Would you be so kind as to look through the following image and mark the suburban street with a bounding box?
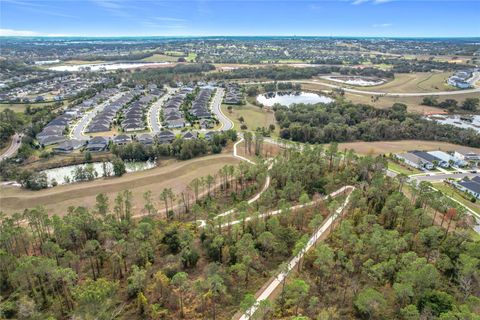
[243,79,480,97]
[412,172,480,182]
[70,92,125,140]
[0,133,22,160]
[210,87,234,130]
[148,86,177,134]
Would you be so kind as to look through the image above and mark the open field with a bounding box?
[301,82,479,114]
[353,72,455,93]
[0,153,240,216]
[335,140,480,155]
[0,101,55,113]
[431,182,480,215]
[140,53,179,62]
[221,102,277,133]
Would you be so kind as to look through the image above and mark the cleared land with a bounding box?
[0,154,240,216]
[221,102,277,133]
[335,140,480,155]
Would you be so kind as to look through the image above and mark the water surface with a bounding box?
[257,91,334,107]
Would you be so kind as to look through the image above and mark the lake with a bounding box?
[49,62,171,72]
[427,114,480,133]
[256,91,334,107]
[41,160,156,185]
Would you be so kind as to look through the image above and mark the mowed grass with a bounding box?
[301,82,479,114]
[0,101,54,113]
[335,140,480,156]
[221,103,278,134]
[387,161,422,175]
[0,153,240,216]
[431,182,480,216]
[355,72,456,93]
[140,54,179,62]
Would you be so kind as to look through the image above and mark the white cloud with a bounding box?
[0,28,70,37]
[372,23,393,28]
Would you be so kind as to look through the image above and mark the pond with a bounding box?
[322,76,385,87]
[41,160,156,186]
[256,91,334,107]
[49,62,171,72]
[426,114,480,133]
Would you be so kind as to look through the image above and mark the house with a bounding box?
[428,151,467,167]
[38,135,66,146]
[165,118,186,128]
[395,152,424,169]
[410,151,443,169]
[157,130,175,144]
[123,122,145,132]
[182,131,197,140]
[454,150,480,162]
[204,131,217,141]
[454,176,480,199]
[137,133,154,145]
[52,139,85,154]
[113,134,132,145]
[86,136,109,152]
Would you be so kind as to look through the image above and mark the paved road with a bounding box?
[148,87,176,134]
[70,92,125,140]
[211,87,234,130]
[243,79,480,97]
[0,133,22,160]
[238,186,355,320]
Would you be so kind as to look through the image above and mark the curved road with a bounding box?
[148,87,177,134]
[0,133,22,160]
[243,79,480,97]
[211,87,234,130]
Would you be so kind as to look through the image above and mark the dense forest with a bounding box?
[208,65,393,81]
[275,101,480,147]
[1,144,478,319]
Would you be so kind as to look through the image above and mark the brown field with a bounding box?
[335,140,480,156]
[0,154,240,216]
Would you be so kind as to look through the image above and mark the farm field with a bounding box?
[0,153,240,216]
[221,102,277,134]
[335,140,480,155]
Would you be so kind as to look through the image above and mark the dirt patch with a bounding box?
[0,154,240,216]
[335,140,480,155]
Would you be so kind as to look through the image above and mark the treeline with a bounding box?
[126,63,215,87]
[422,97,479,112]
[0,109,24,148]
[276,101,480,147]
[112,131,237,161]
[208,66,393,81]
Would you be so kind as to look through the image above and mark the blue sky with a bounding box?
[1,0,479,37]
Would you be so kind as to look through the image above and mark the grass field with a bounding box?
[140,53,179,62]
[0,153,240,216]
[0,101,55,113]
[301,81,479,114]
[354,72,455,93]
[431,182,480,215]
[335,140,480,156]
[221,102,278,134]
[387,161,422,175]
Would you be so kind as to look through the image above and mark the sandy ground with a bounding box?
[0,154,240,216]
[336,140,480,155]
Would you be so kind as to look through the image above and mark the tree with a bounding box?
[143,190,156,215]
[354,288,387,319]
[171,272,189,318]
[73,278,119,319]
[127,266,146,298]
[285,278,309,315]
[461,98,479,111]
[95,193,109,216]
[112,157,126,176]
[240,293,256,318]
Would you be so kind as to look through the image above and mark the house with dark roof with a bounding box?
[182,131,197,140]
[38,135,66,146]
[454,176,480,199]
[113,134,132,145]
[53,139,86,154]
[157,130,175,144]
[138,133,154,145]
[86,136,109,152]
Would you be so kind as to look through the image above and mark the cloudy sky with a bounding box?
[1,0,479,37]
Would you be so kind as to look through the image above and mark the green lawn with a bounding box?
[221,103,278,135]
[140,54,179,62]
[387,161,422,175]
[431,182,480,216]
